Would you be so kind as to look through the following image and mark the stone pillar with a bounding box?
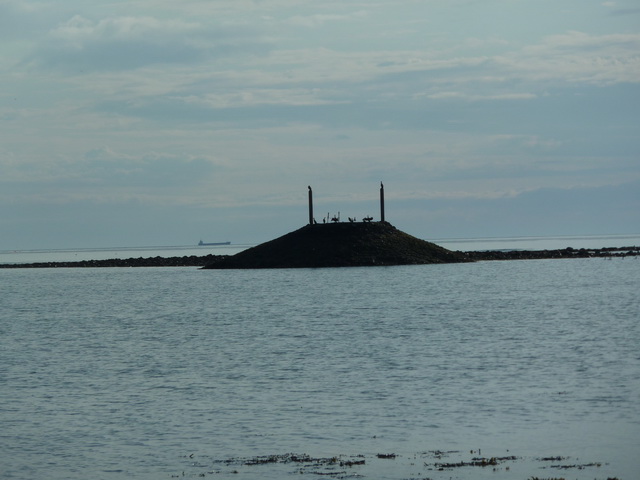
[308,186,314,225]
[380,182,385,222]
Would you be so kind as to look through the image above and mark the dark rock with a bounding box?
[465,246,639,261]
[203,222,470,269]
[0,254,226,269]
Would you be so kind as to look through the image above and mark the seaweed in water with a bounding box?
[433,456,517,470]
[548,462,603,469]
[377,453,397,459]
[175,450,618,479]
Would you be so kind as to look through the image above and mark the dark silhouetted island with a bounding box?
[1,241,637,269]
[4,183,636,269]
[203,222,470,269]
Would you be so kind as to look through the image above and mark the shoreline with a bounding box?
[0,246,637,268]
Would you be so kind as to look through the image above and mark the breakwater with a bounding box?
[1,246,637,268]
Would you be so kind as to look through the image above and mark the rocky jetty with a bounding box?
[0,254,226,269]
[203,222,469,269]
[465,246,640,261]
[1,235,636,269]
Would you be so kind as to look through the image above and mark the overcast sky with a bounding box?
[1,0,639,249]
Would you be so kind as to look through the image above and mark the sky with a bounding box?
[1,0,639,249]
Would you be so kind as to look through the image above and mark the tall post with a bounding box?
[308,186,314,225]
[380,182,385,222]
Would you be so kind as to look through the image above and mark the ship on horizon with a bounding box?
[198,240,231,246]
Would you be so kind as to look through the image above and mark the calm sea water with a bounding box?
[1,257,639,479]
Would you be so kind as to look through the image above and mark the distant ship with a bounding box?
[198,240,231,246]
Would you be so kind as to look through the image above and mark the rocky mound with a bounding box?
[203,222,469,269]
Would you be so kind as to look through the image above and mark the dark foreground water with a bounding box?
[1,258,639,479]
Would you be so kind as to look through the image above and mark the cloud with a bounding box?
[498,31,640,85]
[392,179,640,239]
[611,8,640,14]
[50,15,200,44]
[81,146,218,188]
[0,0,39,38]
[30,14,271,72]
[189,89,348,108]
[285,11,367,28]
[2,1,639,249]
[424,92,536,101]
[0,145,219,206]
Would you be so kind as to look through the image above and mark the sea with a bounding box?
[1,234,639,480]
